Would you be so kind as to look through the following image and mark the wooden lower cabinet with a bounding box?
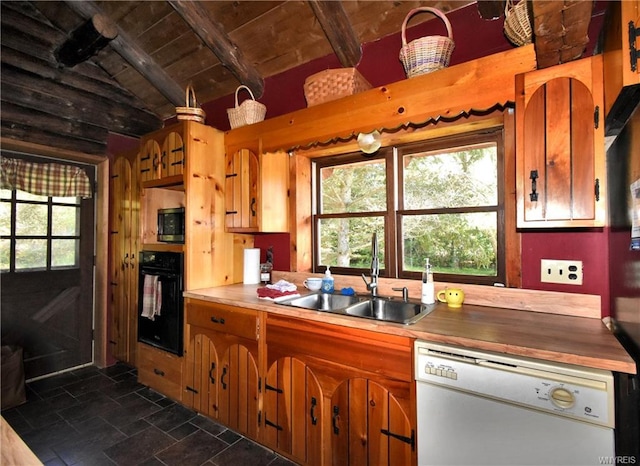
[183,299,260,439]
[265,314,415,466]
[137,343,183,402]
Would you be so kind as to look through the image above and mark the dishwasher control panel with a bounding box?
[415,341,615,428]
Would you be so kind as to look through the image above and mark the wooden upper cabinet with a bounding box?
[516,55,606,228]
[225,148,289,233]
[139,122,189,186]
[139,139,161,184]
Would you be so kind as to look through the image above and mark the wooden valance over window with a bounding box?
[0,156,93,198]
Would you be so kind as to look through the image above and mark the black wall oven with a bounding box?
[138,251,184,356]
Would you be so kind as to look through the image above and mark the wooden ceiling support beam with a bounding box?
[168,0,265,98]
[307,0,362,67]
[64,0,185,106]
[55,14,117,67]
[532,0,594,69]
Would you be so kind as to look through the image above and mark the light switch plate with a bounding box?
[540,259,583,285]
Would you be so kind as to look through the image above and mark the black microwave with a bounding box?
[157,207,185,243]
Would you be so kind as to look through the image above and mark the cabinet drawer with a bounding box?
[137,343,183,401]
[186,299,258,340]
[266,315,413,382]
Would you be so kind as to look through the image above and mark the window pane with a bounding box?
[402,212,497,276]
[52,239,78,268]
[0,189,11,200]
[320,159,386,213]
[15,238,47,270]
[0,239,9,271]
[318,217,384,268]
[52,205,79,236]
[16,190,47,202]
[53,196,80,205]
[15,203,47,236]
[403,143,497,209]
[0,202,11,236]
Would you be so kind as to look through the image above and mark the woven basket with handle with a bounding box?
[504,0,532,47]
[176,84,205,124]
[399,7,455,79]
[227,85,266,129]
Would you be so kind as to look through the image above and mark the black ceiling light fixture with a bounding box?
[55,14,118,67]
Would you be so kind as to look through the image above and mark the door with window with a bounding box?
[0,153,95,379]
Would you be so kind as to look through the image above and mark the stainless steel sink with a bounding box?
[280,292,361,311]
[278,292,433,325]
[345,298,430,325]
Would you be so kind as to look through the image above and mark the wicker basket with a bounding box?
[303,68,372,107]
[227,85,266,129]
[176,84,205,124]
[399,7,455,79]
[504,0,532,47]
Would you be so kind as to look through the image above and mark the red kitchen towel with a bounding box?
[257,287,299,300]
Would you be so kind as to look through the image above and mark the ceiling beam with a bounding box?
[64,0,185,106]
[168,0,265,98]
[307,0,362,67]
[532,0,594,69]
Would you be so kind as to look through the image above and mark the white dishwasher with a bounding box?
[415,341,616,466]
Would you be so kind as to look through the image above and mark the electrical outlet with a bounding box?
[540,259,583,285]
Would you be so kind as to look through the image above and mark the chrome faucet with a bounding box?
[362,232,379,297]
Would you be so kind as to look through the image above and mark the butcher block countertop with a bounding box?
[184,277,636,375]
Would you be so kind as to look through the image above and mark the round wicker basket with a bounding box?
[399,7,455,79]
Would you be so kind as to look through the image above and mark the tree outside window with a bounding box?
[313,129,505,286]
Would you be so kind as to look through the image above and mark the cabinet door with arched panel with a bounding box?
[331,378,413,466]
[516,55,606,228]
[263,356,324,466]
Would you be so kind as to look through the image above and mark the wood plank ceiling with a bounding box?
[0,0,596,155]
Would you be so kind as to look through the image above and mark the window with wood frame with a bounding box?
[312,128,507,286]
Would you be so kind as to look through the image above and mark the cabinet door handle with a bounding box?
[153,155,159,169]
[210,316,225,325]
[310,397,318,425]
[595,178,600,202]
[123,253,129,268]
[529,170,539,202]
[221,366,228,390]
[209,362,216,384]
[153,368,165,377]
[332,405,340,435]
[161,151,167,169]
[250,197,256,217]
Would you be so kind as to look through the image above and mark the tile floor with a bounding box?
[2,363,298,466]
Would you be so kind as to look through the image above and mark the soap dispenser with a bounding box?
[421,258,435,304]
[321,266,334,293]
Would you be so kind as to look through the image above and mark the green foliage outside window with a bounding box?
[0,189,80,271]
[315,135,502,283]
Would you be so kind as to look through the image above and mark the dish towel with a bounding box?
[141,275,162,320]
[257,280,299,301]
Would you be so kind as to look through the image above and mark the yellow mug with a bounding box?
[437,288,465,308]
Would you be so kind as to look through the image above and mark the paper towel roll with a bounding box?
[243,248,261,284]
